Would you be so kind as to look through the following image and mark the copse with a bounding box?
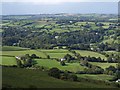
[48,67,61,79]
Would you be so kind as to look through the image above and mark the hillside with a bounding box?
[2,67,118,88]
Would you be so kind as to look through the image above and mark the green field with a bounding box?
[77,74,114,81]
[35,59,85,72]
[75,50,107,60]
[39,49,74,59]
[0,56,17,65]
[2,67,117,88]
[104,51,120,55]
[2,50,46,58]
[90,62,117,69]
[2,46,29,51]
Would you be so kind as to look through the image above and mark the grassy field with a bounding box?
[90,62,117,69]
[2,46,29,51]
[35,59,85,72]
[2,50,46,58]
[77,74,114,81]
[39,49,74,59]
[75,50,107,60]
[2,67,117,88]
[104,51,120,55]
[0,56,17,65]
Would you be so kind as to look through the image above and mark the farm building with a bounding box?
[116,79,120,82]
[60,58,66,61]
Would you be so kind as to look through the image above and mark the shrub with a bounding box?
[48,67,61,79]
[60,61,66,66]
[67,74,78,81]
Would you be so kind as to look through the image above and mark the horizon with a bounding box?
[2,2,118,15]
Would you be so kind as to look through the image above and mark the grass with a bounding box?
[2,50,46,58]
[0,29,3,32]
[39,49,74,59]
[2,46,29,51]
[77,74,114,81]
[35,59,85,72]
[102,39,114,44]
[90,62,117,69]
[0,56,17,65]
[104,51,120,55]
[50,28,69,33]
[75,50,107,60]
[2,67,117,88]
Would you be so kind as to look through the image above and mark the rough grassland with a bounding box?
[2,67,117,88]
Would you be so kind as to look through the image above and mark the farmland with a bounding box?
[77,74,114,81]
[2,67,118,88]
[75,50,107,60]
[35,59,85,72]
[0,56,17,65]
[1,13,120,88]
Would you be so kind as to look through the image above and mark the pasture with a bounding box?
[90,62,117,69]
[39,49,74,59]
[2,50,47,58]
[2,46,29,51]
[35,59,85,72]
[75,50,107,60]
[0,56,17,65]
[77,74,114,81]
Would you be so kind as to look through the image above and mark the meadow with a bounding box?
[2,46,29,51]
[2,50,46,58]
[77,74,114,81]
[90,62,117,69]
[39,49,74,59]
[0,56,17,65]
[75,50,107,60]
[35,59,85,72]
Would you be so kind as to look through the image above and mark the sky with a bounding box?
[1,0,119,2]
[1,0,119,15]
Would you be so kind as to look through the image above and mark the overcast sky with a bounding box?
[1,0,119,15]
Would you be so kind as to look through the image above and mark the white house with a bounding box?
[15,56,21,60]
[60,58,66,61]
[116,79,120,82]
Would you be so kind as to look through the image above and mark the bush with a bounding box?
[67,74,78,81]
[31,54,39,59]
[60,61,66,66]
[48,67,61,79]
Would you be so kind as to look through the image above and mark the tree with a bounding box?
[48,68,61,79]
[31,54,39,59]
[80,60,88,66]
[106,65,116,73]
[115,63,120,79]
[64,54,74,63]
[60,61,66,66]
[47,55,50,59]
[17,60,23,68]
[67,74,78,81]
